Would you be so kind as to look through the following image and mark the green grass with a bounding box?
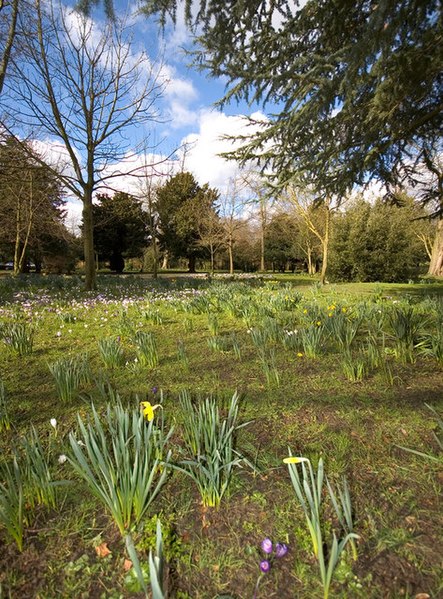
[0,272,442,598]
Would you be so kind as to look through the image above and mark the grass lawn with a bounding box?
[0,272,442,599]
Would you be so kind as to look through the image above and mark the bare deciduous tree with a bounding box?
[286,189,341,284]
[4,0,166,289]
[0,0,19,96]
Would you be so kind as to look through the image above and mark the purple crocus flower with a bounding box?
[152,386,158,394]
[275,543,288,558]
[261,538,273,554]
[259,559,271,573]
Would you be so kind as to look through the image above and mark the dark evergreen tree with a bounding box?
[92,192,147,272]
[156,172,219,272]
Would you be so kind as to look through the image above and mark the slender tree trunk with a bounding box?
[305,244,318,275]
[0,0,19,96]
[428,218,443,276]
[228,237,234,274]
[259,198,266,272]
[17,175,34,273]
[13,196,21,275]
[260,228,265,271]
[210,244,215,275]
[152,236,158,279]
[82,188,96,290]
[188,255,196,273]
[161,251,168,269]
[319,206,331,285]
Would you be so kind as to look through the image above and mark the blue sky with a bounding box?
[56,0,267,225]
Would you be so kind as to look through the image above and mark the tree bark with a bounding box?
[161,251,168,269]
[428,218,443,276]
[188,254,196,273]
[228,237,234,274]
[0,0,19,96]
[306,246,315,275]
[82,189,96,290]
[319,205,331,285]
[152,236,158,279]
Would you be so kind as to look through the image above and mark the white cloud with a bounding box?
[160,63,199,128]
[179,109,267,191]
[65,199,83,233]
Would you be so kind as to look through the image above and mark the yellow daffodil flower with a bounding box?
[283,456,309,464]
[140,401,160,422]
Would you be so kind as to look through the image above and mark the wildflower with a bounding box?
[297,352,303,357]
[50,418,57,429]
[259,559,271,573]
[152,386,158,394]
[140,401,160,422]
[342,307,347,313]
[316,321,322,326]
[261,538,273,554]
[56,331,61,337]
[58,454,67,464]
[275,543,288,558]
[303,309,308,314]
[283,456,309,464]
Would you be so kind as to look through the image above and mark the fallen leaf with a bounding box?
[123,559,132,572]
[414,594,430,599]
[95,542,111,558]
[401,428,408,436]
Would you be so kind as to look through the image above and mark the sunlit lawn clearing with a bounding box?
[0,273,442,598]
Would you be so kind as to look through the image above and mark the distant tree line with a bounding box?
[0,142,435,282]
[88,172,435,283]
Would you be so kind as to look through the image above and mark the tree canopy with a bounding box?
[156,171,219,272]
[329,196,432,282]
[142,0,442,206]
[92,192,147,272]
[0,136,67,273]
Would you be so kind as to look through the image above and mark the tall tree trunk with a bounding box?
[152,236,158,279]
[210,244,215,275]
[161,251,168,269]
[0,0,19,96]
[306,246,313,275]
[228,237,234,274]
[259,198,266,271]
[319,206,331,285]
[188,254,196,273]
[260,228,265,271]
[428,218,443,276]
[13,196,21,276]
[83,189,96,290]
